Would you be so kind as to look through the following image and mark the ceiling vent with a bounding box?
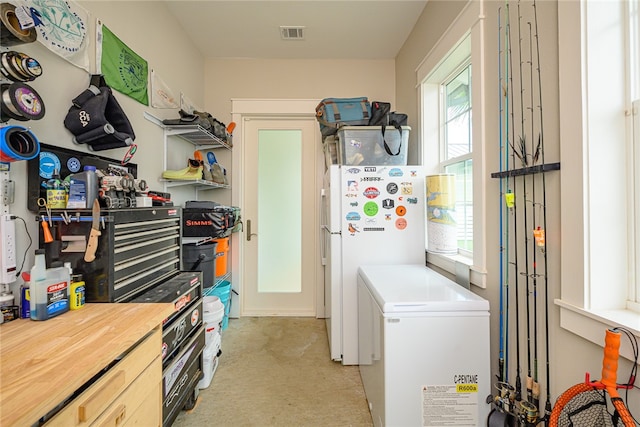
[280,26,305,40]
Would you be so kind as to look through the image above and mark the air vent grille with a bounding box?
[280,26,305,40]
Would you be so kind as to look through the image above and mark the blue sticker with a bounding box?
[39,152,61,179]
[389,168,404,177]
[346,211,361,221]
[67,157,81,173]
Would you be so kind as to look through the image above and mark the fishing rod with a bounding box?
[516,0,533,407]
[506,2,523,404]
[532,0,553,421]
[497,6,505,384]
[527,20,540,412]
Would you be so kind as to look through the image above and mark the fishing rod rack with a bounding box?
[489,1,561,426]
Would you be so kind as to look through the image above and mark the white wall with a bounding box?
[3,1,204,298]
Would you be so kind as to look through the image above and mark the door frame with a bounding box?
[230,99,323,318]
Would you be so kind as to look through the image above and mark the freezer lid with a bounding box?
[358,264,489,313]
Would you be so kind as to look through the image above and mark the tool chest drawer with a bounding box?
[39,207,182,302]
[46,328,162,427]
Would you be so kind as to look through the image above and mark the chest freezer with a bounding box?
[357,264,491,427]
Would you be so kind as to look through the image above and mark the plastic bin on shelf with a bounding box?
[337,126,409,166]
[213,237,230,277]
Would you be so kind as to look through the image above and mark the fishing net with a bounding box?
[553,386,625,427]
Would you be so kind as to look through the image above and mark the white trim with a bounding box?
[230,99,323,319]
[418,1,487,289]
[556,300,640,363]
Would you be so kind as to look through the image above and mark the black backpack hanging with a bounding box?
[63,74,135,151]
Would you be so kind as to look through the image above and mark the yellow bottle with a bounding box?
[70,274,85,310]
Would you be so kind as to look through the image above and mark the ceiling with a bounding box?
[163,1,428,60]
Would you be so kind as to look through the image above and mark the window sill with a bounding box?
[426,251,487,289]
[555,299,640,362]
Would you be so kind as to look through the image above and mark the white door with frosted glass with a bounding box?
[242,118,317,316]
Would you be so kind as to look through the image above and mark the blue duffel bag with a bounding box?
[315,97,371,137]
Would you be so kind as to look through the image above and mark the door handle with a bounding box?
[247,219,257,241]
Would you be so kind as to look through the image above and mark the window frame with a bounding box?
[556,0,640,360]
[417,0,487,288]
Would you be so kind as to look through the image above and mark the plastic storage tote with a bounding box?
[337,126,409,166]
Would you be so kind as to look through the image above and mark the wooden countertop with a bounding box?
[0,303,174,426]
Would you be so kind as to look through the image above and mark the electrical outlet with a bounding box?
[0,214,17,285]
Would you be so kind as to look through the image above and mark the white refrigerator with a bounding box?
[321,164,426,365]
[357,264,491,427]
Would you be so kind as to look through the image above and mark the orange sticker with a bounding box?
[396,205,406,216]
[395,218,407,230]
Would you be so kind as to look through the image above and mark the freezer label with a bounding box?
[422,384,478,427]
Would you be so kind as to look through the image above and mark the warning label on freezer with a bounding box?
[421,385,478,427]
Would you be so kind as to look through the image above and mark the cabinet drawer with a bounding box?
[91,357,162,427]
[123,382,162,426]
[47,328,161,426]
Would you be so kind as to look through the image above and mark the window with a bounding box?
[442,64,473,254]
[557,0,640,355]
[417,1,487,288]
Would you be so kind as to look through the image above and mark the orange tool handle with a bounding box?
[41,221,53,243]
[601,328,621,397]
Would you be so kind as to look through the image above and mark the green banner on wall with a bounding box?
[98,23,148,105]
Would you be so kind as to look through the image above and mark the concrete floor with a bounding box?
[172,317,373,427]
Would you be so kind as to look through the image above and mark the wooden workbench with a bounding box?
[0,303,174,426]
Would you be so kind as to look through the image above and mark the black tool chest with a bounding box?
[38,206,182,302]
[38,207,205,425]
[130,271,205,426]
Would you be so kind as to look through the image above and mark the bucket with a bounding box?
[203,295,224,345]
[182,242,218,288]
[205,281,231,330]
[197,340,220,390]
[213,237,229,277]
[426,174,457,254]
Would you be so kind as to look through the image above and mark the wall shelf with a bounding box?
[159,178,230,190]
[144,112,232,151]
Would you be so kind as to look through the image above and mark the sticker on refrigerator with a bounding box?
[382,199,395,209]
[401,182,414,195]
[347,180,359,192]
[363,201,378,216]
[387,182,399,194]
[363,187,380,199]
[389,167,404,177]
[347,223,360,235]
[346,212,361,221]
[395,218,407,230]
[345,167,361,174]
[361,175,383,182]
[421,384,478,427]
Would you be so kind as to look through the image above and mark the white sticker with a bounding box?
[422,384,478,427]
[15,6,35,29]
